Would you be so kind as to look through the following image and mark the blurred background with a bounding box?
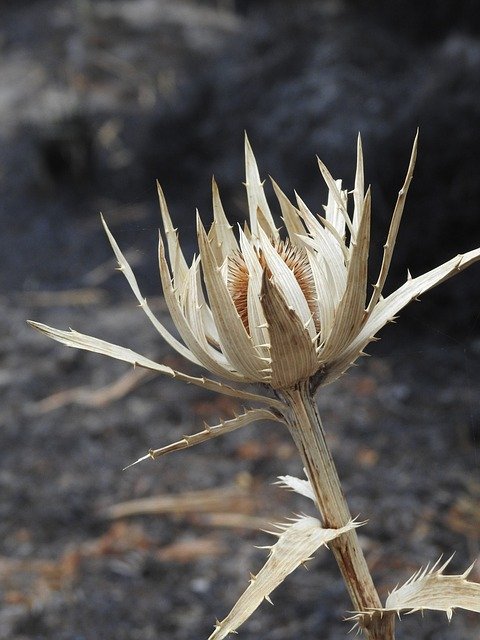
[1,1,479,639]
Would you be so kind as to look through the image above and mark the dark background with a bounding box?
[1,2,479,639]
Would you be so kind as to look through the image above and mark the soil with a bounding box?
[1,2,479,640]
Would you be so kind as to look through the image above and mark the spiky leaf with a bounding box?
[352,557,480,624]
[209,517,360,640]
[277,475,316,502]
[385,557,480,620]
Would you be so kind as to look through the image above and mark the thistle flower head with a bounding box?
[29,133,480,400]
[155,132,479,391]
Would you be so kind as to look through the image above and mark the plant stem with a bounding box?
[280,382,395,640]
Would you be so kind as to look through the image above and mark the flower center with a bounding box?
[227,239,319,335]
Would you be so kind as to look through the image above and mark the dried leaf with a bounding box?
[197,215,269,382]
[320,188,371,361]
[353,557,480,623]
[125,407,283,469]
[101,214,200,366]
[26,321,286,411]
[366,131,418,313]
[209,516,360,640]
[276,475,316,502]
[104,486,255,519]
[244,133,278,240]
[260,270,317,389]
[385,557,480,619]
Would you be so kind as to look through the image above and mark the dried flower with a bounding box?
[30,134,479,397]
[29,134,480,640]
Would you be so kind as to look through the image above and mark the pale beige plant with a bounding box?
[29,134,480,640]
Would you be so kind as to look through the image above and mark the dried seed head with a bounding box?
[227,252,250,331]
[227,238,320,335]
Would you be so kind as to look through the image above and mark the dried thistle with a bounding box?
[29,134,480,639]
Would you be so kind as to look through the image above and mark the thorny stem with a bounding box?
[279,381,395,640]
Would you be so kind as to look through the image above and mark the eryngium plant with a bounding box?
[29,134,480,640]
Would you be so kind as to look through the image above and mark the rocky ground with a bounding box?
[1,2,479,639]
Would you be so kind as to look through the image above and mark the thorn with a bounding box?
[461,561,475,579]
[261,528,280,537]
[122,452,152,471]
[265,595,274,605]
